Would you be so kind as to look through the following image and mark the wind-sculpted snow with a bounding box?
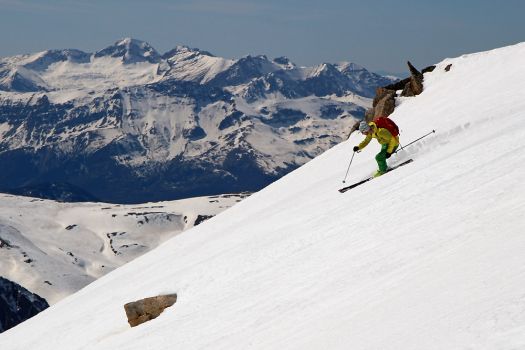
[0,38,392,203]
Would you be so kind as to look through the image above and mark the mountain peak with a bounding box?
[336,61,366,73]
[273,56,296,69]
[117,37,139,46]
[23,49,91,71]
[0,66,49,92]
[309,62,341,77]
[94,38,161,64]
[162,45,215,60]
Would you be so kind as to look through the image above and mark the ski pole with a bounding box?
[395,130,436,153]
[342,151,356,183]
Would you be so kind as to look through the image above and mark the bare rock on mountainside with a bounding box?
[401,61,425,96]
[0,277,49,333]
[124,294,177,327]
[372,87,396,117]
[360,61,436,125]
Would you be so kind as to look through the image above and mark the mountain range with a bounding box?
[0,38,395,203]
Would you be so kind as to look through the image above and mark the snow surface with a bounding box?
[2,42,525,349]
[0,193,247,305]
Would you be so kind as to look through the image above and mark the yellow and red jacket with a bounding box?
[357,122,399,153]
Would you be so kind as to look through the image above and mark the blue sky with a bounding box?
[0,0,523,74]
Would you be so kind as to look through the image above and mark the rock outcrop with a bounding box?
[124,294,177,327]
[0,277,49,333]
[372,87,397,117]
[361,61,436,125]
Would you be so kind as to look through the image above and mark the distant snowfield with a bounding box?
[0,193,247,304]
[3,42,525,349]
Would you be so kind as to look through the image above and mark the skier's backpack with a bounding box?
[373,116,399,137]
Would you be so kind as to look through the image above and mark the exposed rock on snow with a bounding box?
[124,294,177,327]
[358,61,434,129]
[402,61,425,96]
[372,87,396,117]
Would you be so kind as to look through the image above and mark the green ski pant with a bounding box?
[375,144,399,172]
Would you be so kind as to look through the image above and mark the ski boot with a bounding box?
[373,170,386,178]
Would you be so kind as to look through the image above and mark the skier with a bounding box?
[353,117,400,177]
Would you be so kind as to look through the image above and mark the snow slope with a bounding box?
[2,42,525,349]
[0,193,248,305]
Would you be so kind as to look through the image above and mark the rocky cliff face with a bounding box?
[0,277,49,333]
[0,39,396,203]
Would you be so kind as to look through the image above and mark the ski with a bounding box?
[338,159,414,193]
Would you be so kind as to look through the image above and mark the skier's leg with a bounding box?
[375,145,388,173]
[376,144,399,172]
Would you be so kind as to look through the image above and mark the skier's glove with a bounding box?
[353,146,359,152]
[386,152,392,159]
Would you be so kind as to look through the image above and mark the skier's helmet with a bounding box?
[359,121,371,133]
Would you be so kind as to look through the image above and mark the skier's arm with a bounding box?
[357,134,372,150]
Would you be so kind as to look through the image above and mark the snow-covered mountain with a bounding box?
[94,38,162,64]
[0,192,248,308]
[2,42,525,348]
[0,38,395,203]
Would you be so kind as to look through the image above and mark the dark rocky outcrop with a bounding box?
[361,61,436,125]
[372,87,396,117]
[0,277,49,333]
[7,182,100,202]
[194,214,214,226]
[124,294,177,327]
[381,62,436,97]
[401,61,425,97]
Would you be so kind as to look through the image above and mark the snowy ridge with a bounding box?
[163,46,235,84]
[94,38,162,64]
[2,42,525,348]
[0,38,392,98]
[0,192,248,305]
